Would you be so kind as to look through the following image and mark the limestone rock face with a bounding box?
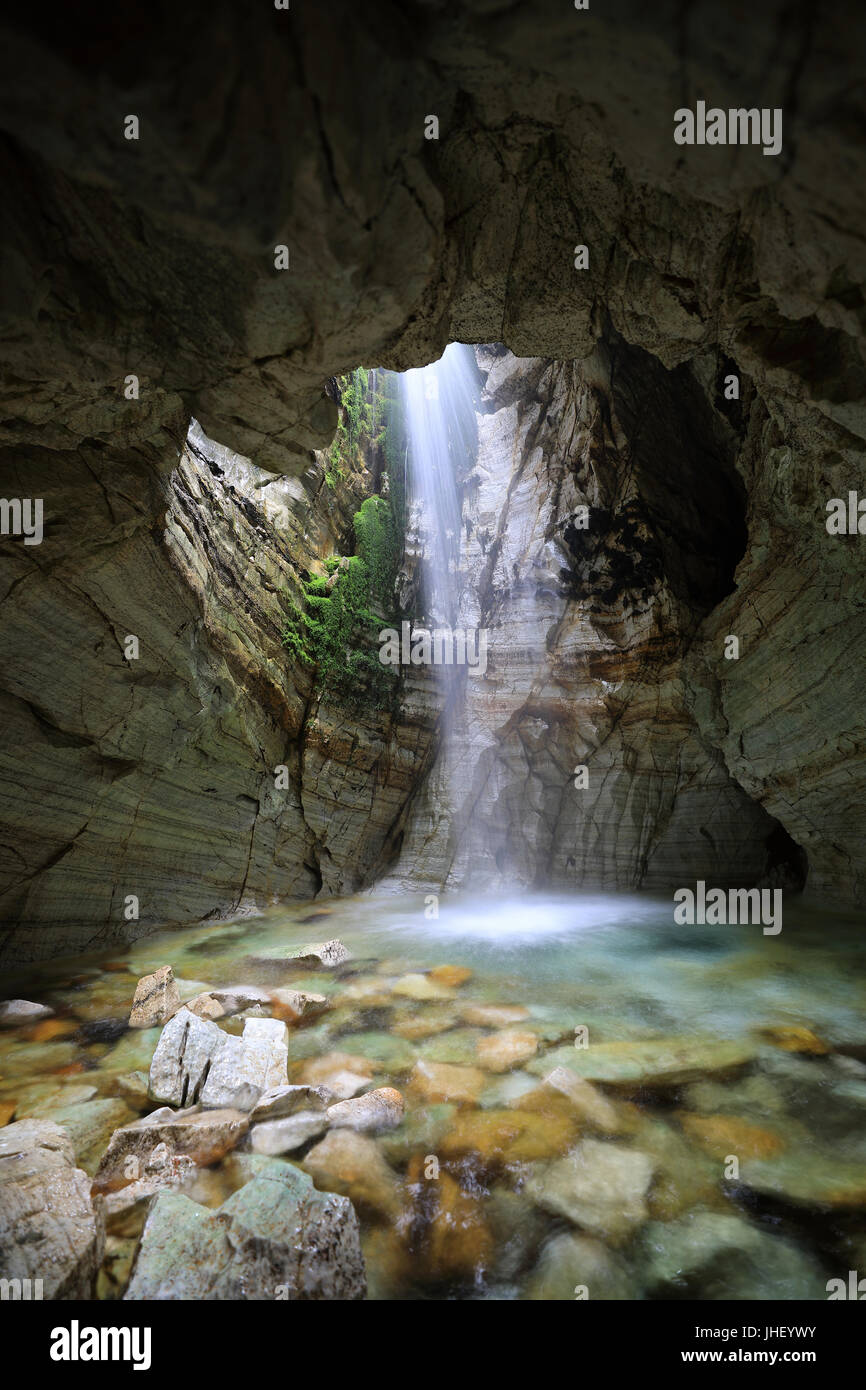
[0,2,864,955]
[0,1118,105,1298]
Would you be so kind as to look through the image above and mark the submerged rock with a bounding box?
[297,1051,373,1097]
[333,1031,415,1075]
[303,1129,403,1220]
[527,1139,656,1243]
[125,1162,365,1299]
[528,1036,755,1089]
[0,1118,105,1298]
[129,966,180,1028]
[440,1106,579,1166]
[639,1209,827,1300]
[379,1102,457,1166]
[0,999,53,1027]
[42,1098,135,1175]
[391,973,456,1001]
[461,1004,530,1028]
[408,1059,486,1104]
[287,940,350,969]
[529,1066,624,1134]
[271,988,329,1020]
[476,1029,538,1073]
[677,1111,786,1160]
[428,965,472,988]
[525,1232,636,1301]
[327,1087,404,1133]
[738,1153,866,1209]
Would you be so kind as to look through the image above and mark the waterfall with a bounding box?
[400,343,479,628]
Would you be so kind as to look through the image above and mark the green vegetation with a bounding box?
[325,367,372,486]
[283,372,409,710]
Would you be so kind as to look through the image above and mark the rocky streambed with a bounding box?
[2,892,866,1300]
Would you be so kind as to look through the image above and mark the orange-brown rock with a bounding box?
[429,966,472,988]
[678,1112,787,1161]
[407,1060,486,1105]
[440,1106,579,1167]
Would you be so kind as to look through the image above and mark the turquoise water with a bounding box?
[2,890,866,1299]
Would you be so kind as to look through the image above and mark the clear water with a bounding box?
[3,890,866,1300]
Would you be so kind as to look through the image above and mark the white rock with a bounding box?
[198,1017,288,1110]
[148,1008,222,1107]
[148,1010,288,1112]
[0,999,53,1027]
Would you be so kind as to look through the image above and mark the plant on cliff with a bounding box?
[282,494,402,709]
[325,367,372,486]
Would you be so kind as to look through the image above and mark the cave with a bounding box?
[0,0,865,1324]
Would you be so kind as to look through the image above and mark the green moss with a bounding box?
[283,368,410,711]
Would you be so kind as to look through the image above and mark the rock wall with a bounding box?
[0,422,437,960]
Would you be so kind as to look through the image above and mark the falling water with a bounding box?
[400,343,480,627]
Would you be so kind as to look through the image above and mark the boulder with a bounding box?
[148,1009,288,1111]
[326,1088,404,1133]
[148,1007,223,1107]
[125,1162,365,1299]
[129,966,179,1028]
[0,1119,104,1298]
[94,1106,249,1193]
